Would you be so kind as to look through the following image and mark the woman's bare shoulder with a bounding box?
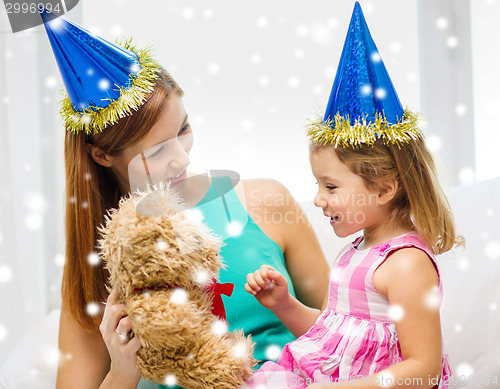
[241,178,293,210]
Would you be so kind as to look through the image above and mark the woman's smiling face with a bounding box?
[109,94,194,194]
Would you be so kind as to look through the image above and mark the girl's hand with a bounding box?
[99,285,142,382]
[245,265,290,310]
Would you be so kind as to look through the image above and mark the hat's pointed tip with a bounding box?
[348,2,366,31]
[352,2,364,19]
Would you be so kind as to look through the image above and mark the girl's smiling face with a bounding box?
[309,146,387,238]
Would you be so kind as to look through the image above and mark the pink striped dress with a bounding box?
[245,232,451,388]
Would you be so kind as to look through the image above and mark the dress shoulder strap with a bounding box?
[379,232,437,267]
[373,232,443,291]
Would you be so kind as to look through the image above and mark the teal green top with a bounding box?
[138,176,297,388]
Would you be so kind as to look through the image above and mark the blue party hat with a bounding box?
[40,9,161,134]
[307,2,420,147]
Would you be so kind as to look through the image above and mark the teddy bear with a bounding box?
[98,185,256,388]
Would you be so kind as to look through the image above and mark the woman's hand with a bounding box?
[99,285,142,383]
[245,265,291,311]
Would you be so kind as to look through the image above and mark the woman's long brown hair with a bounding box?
[63,69,183,330]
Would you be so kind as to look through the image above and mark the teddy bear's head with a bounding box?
[99,186,223,299]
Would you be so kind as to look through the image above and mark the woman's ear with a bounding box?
[377,179,398,206]
[86,143,113,167]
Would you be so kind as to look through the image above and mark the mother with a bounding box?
[43,13,330,389]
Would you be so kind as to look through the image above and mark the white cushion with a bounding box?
[439,177,500,387]
[0,309,60,389]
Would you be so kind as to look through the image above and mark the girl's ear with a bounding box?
[86,143,113,167]
[377,179,398,205]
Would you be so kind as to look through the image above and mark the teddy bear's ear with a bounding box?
[134,186,186,217]
[136,191,168,217]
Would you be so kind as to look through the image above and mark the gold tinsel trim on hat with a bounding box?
[306,108,422,148]
[59,39,161,135]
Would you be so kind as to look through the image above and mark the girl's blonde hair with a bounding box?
[328,136,463,255]
[63,69,183,331]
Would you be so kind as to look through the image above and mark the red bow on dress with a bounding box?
[204,279,234,322]
[132,279,234,322]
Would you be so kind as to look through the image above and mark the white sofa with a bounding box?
[1,177,499,388]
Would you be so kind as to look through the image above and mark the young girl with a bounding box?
[245,137,459,388]
[245,3,461,389]
[40,13,330,389]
